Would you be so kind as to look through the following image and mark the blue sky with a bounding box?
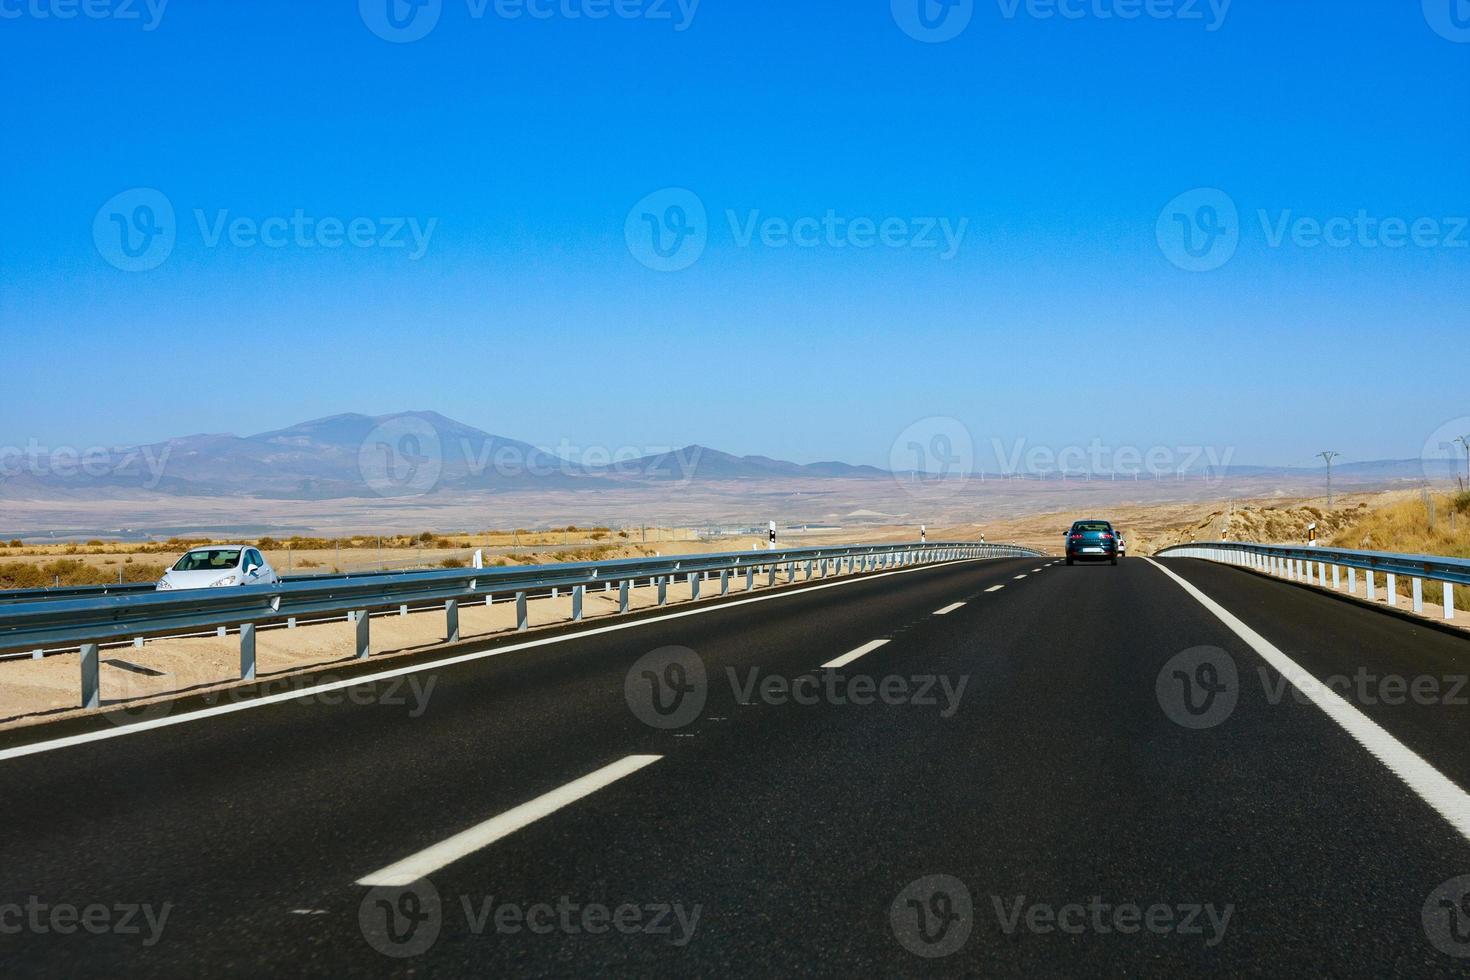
[1,0,1466,470]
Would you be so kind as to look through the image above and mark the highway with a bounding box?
[2,554,1469,976]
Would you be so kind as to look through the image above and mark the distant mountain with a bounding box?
[0,413,886,501]
[2,412,1461,501]
[596,446,888,482]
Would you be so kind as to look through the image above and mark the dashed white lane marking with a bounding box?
[1145,557,1470,844]
[985,585,1005,593]
[933,602,966,616]
[1031,568,1042,572]
[357,755,662,887]
[821,639,890,669]
[1013,575,1028,580]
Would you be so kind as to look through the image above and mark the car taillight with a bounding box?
[1069,534,1082,540]
[1102,533,1113,539]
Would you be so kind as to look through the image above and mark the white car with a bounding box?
[157,546,279,591]
[1116,534,1127,558]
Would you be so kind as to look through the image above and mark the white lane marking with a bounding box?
[1031,568,1042,572]
[1013,574,1027,580]
[985,585,1005,593]
[822,639,890,669]
[933,602,966,616]
[357,755,661,887]
[1145,558,1470,843]
[0,556,997,763]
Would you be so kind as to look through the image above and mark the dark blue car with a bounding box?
[1065,519,1118,565]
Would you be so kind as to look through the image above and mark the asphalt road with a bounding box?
[3,554,1470,977]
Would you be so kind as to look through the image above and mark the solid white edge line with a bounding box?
[821,638,890,669]
[933,602,966,616]
[357,754,661,887]
[0,555,1003,763]
[1144,557,1470,843]
[985,585,1005,593]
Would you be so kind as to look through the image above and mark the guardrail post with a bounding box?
[1347,567,1356,594]
[658,577,668,606]
[1412,577,1423,614]
[768,565,776,587]
[1331,565,1340,590]
[1445,583,1455,620]
[618,579,630,613]
[572,585,584,621]
[720,569,729,595]
[1386,573,1397,606]
[240,623,257,680]
[1365,571,1376,601]
[80,642,100,709]
[689,573,700,600]
[446,599,460,642]
[355,610,370,659]
[745,567,754,591]
[515,591,528,631]
[1305,562,1315,585]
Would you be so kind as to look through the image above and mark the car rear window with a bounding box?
[1072,522,1112,532]
[173,549,241,571]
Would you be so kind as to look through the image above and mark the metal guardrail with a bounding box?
[0,541,1041,710]
[1155,541,1469,617]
